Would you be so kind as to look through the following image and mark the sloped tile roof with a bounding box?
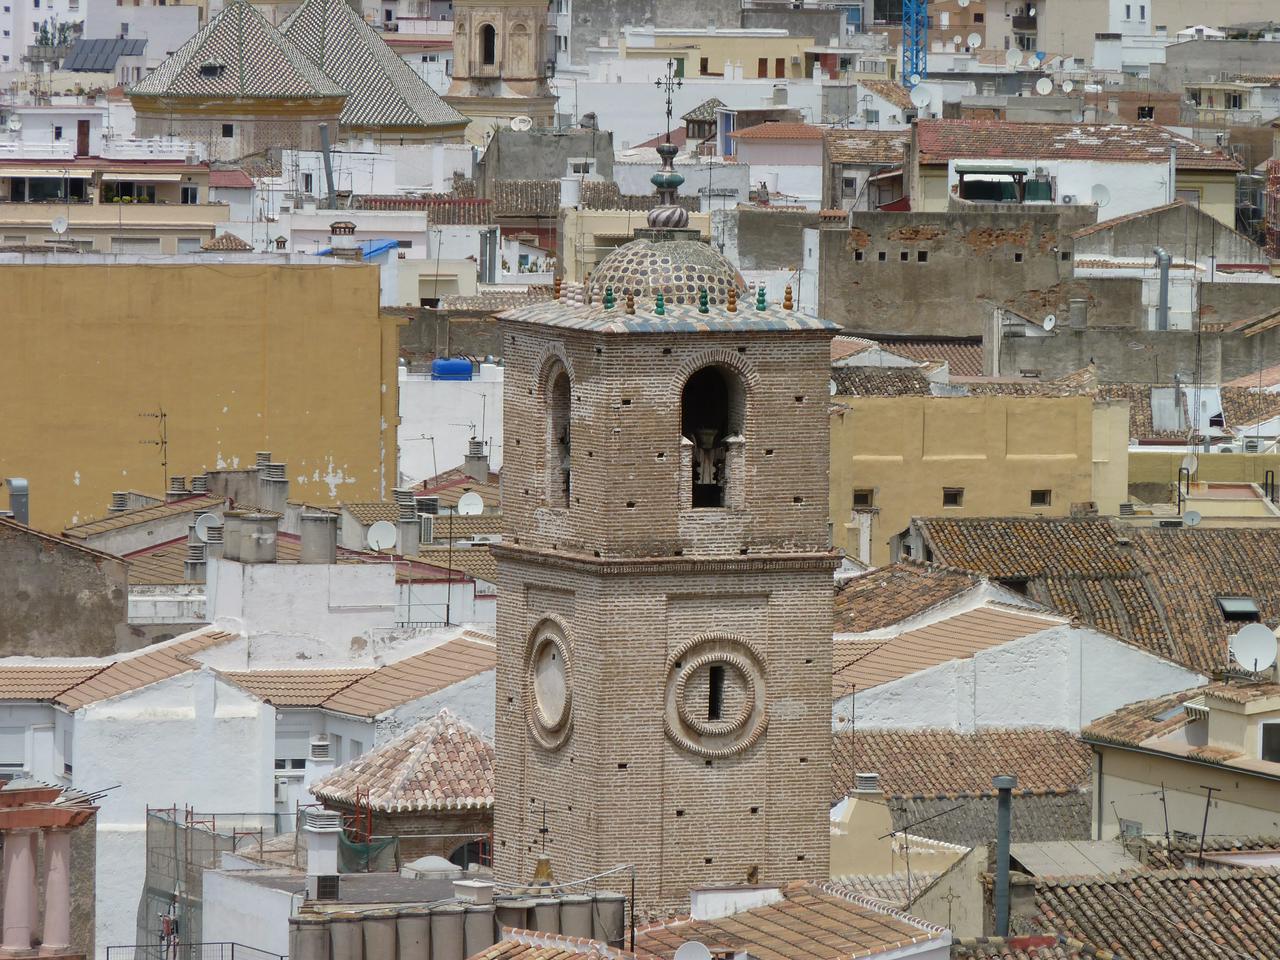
[833,606,1063,694]
[282,0,466,130]
[62,494,226,539]
[835,728,1092,800]
[416,546,497,584]
[311,708,493,811]
[917,517,1142,580]
[208,168,255,189]
[490,180,560,218]
[682,97,725,123]
[129,0,345,99]
[201,232,254,251]
[861,80,914,112]
[0,667,110,701]
[829,873,942,908]
[468,931,639,959]
[728,121,826,142]
[415,466,502,508]
[834,563,982,633]
[888,793,1091,847]
[1016,867,1280,960]
[222,668,374,705]
[951,936,1108,959]
[916,120,1241,171]
[869,337,984,377]
[635,881,945,959]
[831,366,933,396]
[322,633,495,717]
[826,130,911,166]
[342,502,399,526]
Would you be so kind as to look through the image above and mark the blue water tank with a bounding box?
[431,357,474,381]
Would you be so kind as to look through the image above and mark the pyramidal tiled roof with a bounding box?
[310,708,494,812]
[128,0,345,99]
[282,0,466,130]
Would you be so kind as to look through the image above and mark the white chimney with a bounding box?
[304,810,343,877]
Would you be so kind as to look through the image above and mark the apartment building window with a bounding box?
[973,11,983,21]
[757,57,767,77]
[397,239,412,249]
[53,125,62,140]
[1227,93,1242,110]
[221,123,233,137]
[1138,4,1145,18]
[1137,105,1154,120]
[302,172,314,193]
[943,487,964,507]
[274,757,306,770]
[1263,723,1280,763]
[700,56,708,75]
[853,489,874,508]
[180,184,198,204]
[1030,489,1052,507]
[1123,3,1130,17]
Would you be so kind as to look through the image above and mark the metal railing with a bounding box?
[105,943,285,960]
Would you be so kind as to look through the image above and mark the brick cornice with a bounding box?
[492,542,839,576]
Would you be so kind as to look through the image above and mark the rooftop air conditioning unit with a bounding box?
[790,55,801,65]
[1243,438,1261,453]
[1061,194,1075,203]
[1217,443,1238,453]
[1157,518,1184,528]
[273,778,289,803]
[313,875,340,901]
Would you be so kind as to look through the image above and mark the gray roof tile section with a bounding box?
[65,38,147,72]
[888,793,1092,846]
[282,0,466,130]
[128,0,345,99]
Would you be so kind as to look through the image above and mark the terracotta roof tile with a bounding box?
[834,728,1092,800]
[62,495,226,539]
[869,338,984,377]
[825,130,911,165]
[916,517,1139,579]
[416,546,497,584]
[1016,867,1280,960]
[861,80,915,112]
[201,232,254,251]
[415,466,502,508]
[728,121,826,141]
[916,120,1242,171]
[312,708,492,811]
[321,634,495,717]
[834,563,982,633]
[52,629,238,710]
[468,931,639,959]
[0,666,108,701]
[831,366,933,396]
[342,502,400,525]
[951,935,1108,959]
[833,606,1063,694]
[222,668,374,706]
[208,168,255,189]
[829,873,942,908]
[635,881,945,959]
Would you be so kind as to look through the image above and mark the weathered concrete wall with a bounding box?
[993,325,1280,384]
[478,128,614,193]
[721,207,818,271]
[818,207,1099,336]
[566,0,741,65]
[1201,282,1280,326]
[400,309,504,361]
[1074,202,1270,266]
[0,522,127,657]
[740,7,843,42]
[1152,39,1280,92]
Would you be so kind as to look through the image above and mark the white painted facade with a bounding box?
[946,157,1174,219]
[398,361,504,480]
[731,138,823,209]
[202,870,294,958]
[834,623,1206,733]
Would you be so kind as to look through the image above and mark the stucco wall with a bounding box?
[201,871,294,958]
[908,846,986,938]
[398,364,505,480]
[0,524,128,657]
[834,627,1205,733]
[0,263,402,532]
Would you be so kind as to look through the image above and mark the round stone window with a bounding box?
[524,620,573,750]
[664,633,767,758]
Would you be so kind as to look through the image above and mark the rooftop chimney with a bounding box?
[239,514,279,564]
[257,461,289,514]
[184,528,207,584]
[109,491,129,514]
[166,476,188,502]
[328,221,360,259]
[394,489,420,556]
[462,438,489,484]
[303,810,343,900]
[190,474,209,493]
[4,478,29,526]
[299,511,338,564]
[993,774,1017,937]
[1153,246,1172,331]
[204,521,225,560]
[853,772,880,793]
[256,451,272,467]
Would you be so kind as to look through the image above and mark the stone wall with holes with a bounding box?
[496,320,833,559]
[818,207,1104,336]
[490,548,834,916]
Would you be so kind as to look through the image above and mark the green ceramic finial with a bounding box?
[698,287,709,314]
[604,285,615,309]
[755,285,767,311]
[655,291,666,316]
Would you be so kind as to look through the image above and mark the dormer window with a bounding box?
[1216,596,1260,622]
[198,59,226,79]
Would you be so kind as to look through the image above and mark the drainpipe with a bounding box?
[993,774,1016,937]
[318,123,337,210]
[1153,246,1171,331]
[4,478,28,526]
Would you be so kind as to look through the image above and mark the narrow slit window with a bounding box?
[708,664,725,721]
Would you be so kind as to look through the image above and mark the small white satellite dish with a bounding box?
[673,944,714,960]
[910,85,932,109]
[50,216,68,236]
[1181,453,1199,475]
[6,116,20,132]
[510,115,533,132]
[1035,77,1053,96]
[1042,314,1057,331]
[1005,48,1024,67]
[194,513,219,543]
[1062,79,1075,93]
[367,519,398,551]
[953,34,963,45]
[1027,5,1037,16]
[1229,622,1278,672]
[908,72,922,86]
[456,491,485,516]
[1090,183,1111,207]
[967,32,983,47]
[957,0,970,7]
[1183,509,1202,527]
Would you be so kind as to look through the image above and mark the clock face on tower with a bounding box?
[525,619,573,750]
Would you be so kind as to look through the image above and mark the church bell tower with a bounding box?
[491,149,837,912]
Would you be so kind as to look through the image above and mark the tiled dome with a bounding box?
[588,238,747,306]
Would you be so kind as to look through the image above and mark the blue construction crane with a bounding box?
[902,0,927,88]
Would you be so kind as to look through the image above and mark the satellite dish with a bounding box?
[456,491,485,516]
[366,519,397,551]
[908,72,922,86]
[953,34,963,45]
[1027,5,1037,15]
[194,513,219,543]
[1181,453,1199,475]
[510,115,533,132]
[1090,183,1111,207]
[673,945,714,960]
[1005,48,1024,67]
[1183,509,1202,527]
[967,32,983,47]
[1062,79,1075,93]
[1042,314,1057,331]
[51,216,68,236]
[1035,77,1053,95]
[910,85,932,109]
[6,116,20,132]
[1229,622,1278,672]
[957,0,970,7]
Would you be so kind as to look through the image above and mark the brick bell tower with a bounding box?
[491,145,837,913]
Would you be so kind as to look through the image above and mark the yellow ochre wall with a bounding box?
[1130,450,1280,488]
[829,394,1129,566]
[0,263,402,532]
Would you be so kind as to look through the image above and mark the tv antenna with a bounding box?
[139,407,168,492]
